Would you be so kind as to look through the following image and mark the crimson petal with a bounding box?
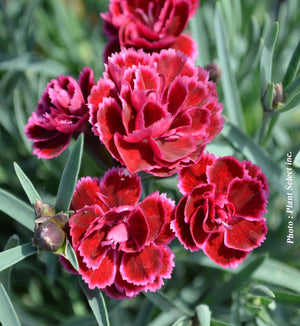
[114,134,157,173]
[33,132,72,159]
[120,244,162,285]
[80,249,117,289]
[99,166,141,207]
[178,152,216,194]
[204,233,248,268]
[71,177,107,212]
[207,157,244,196]
[69,205,104,247]
[124,207,149,251]
[138,192,166,243]
[225,217,267,251]
[171,196,199,251]
[228,178,267,218]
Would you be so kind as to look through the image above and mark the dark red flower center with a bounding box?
[214,202,235,230]
[135,2,157,28]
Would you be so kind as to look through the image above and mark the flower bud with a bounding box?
[205,62,222,83]
[32,219,66,251]
[34,199,55,218]
[272,82,285,108]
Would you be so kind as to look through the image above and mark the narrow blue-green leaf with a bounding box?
[190,11,209,66]
[79,278,110,326]
[144,291,192,316]
[211,319,233,326]
[260,22,279,96]
[0,282,21,326]
[55,134,83,212]
[253,258,300,293]
[0,243,37,272]
[221,121,283,194]
[134,298,153,326]
[283,39,300,88]
[294,149,300,168]
[170,317,190,326]
[251,285,275,298]
[273,291,300,306]
[196,304,211,326]
[275,91,300,115]
[208,255,266,304]
[66,241,79,271]
[214,4,245,130]
[13,88,32,153]
[0,188,35,231]
[14,162,41,204]
[184,254,300,293]
[0,235,20,292]
[284,75,300,99]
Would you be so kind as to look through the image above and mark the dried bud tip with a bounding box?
[273,82,285,108]
[205,62,222,83]
[34,199,55,218]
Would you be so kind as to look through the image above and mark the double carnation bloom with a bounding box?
[26,0,269,299]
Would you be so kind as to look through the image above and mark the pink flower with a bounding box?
[101,0,199,61]
[171,153,269,268]
[88,48,224,176]
[25,67,94,158]
[62,167,175,299]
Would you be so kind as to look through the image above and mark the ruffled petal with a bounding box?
[71,177,107,212]
[80,249,117,289]
[120,244,162,286]
[204,233,248,268]
[225,217,267,251]
[171,196,199,251]
[99,166,141,207]
[69,205,104,247]
[207,156,244,196]
[138,192,166,243]
[227,177,268,218]
[178,152,216,194]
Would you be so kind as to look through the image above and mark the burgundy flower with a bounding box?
[25,67,94,158]
[61,167,175,299]
[88,48,224,176]
[171,153,269,268]
[101,0,199,61]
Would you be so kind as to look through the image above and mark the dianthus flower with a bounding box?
[25,67,94,158]
[101,0,199,61]
[171,153,269,268]
[61,167,175,299]
[88,48,224,176]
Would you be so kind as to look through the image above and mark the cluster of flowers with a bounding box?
[26,0,269,299]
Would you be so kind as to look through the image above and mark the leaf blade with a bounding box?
[282,39,300,88]
[214,4,245,130]
[0,188,35,231]
[79,278,110,326]
[0,282,21,326]
[260,22,279,96]
[14,162,41,204]
[221,121,283,194]
[0,243,37,272]
[55,134,84,212]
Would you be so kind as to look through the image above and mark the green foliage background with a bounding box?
[0,0,300,325]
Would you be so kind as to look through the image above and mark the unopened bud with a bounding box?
[205,62,222,83]
[34,199,55,218]
[32,219,66,251]
[272,82,285,108]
